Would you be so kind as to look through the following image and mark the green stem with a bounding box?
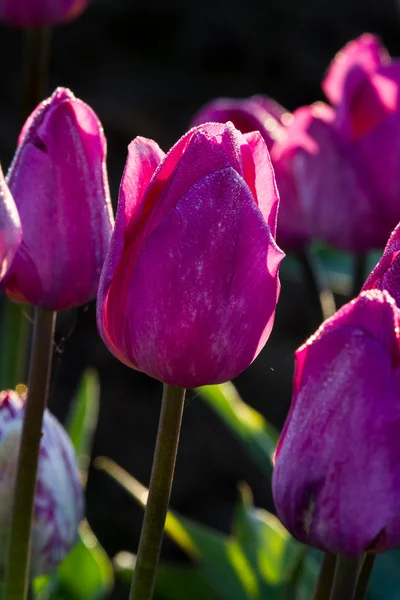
[22,27,51,120]
[298,249,336,329]
[129,384,186,600]
[0,27,51,390]
[313,553,337,600]
[4,308,56,600]
[330,555,362,600]
[354,554,376,600]
[351,253,367,299]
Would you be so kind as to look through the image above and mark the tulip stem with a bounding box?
[4,308,56,600]
[129,384,186,600]
[354,554,376,599]
[313,553,337,600]
[330,554,362,600]
[298,248,336,328]
[22,27,51,120]
[351,253,367,298]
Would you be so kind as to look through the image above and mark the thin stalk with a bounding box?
[22,27,51,120]
[0,27,51,390]
[4,308,56,600]
[313,553,337,600]
[330,555,362,600]
[129,384,186,600]
[354,554,376,600]
[298,249,336,328]
[351,253,367,299]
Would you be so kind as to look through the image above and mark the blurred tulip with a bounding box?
[0,0,90,27]
[0,166,21,282]
[0,390,83,575]
[5,87,114,311]
[97,122,284,387]
[278,35,400,251]
[191,96,310,250]
[363,222,400,305]
[273,289,400,556]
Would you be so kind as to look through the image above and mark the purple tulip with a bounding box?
[363,222,400,305]
[272,289,400,556]
[0,166,21,282]
[278,35,400,251]
[0,390,83,575]
[97,122,284,387]
[5,87,114,311]
[0,0,90,27]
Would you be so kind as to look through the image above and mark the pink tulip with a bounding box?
[278,35,400,251]
[97,122,284,387]
[0,0,90,27]
[0,166,21,282]
[5,87,114,311]
[273,289,400,556]
[191,95,310,250]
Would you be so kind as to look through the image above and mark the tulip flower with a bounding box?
[363,222,400,305]
[0,390,83,575]
[277,34,400,251]
[97,122,284,388]
[4,87,114,311]
[0,0,90,27]
[0,166,21,282]
[272,289,400,556]
[191,96,310,250]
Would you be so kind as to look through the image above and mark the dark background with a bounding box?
[1,0,399,590]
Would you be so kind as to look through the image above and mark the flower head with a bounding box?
[97,122,284,387]
[273,290,400,556]
[5,87,114,311]
[0,390,83,575]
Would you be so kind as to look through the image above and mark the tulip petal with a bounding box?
[0,0,90,26]
[283,104,383,250]
[363,224,400,306]
[7,89,114,310]
[243,131,280,237]
[108,167,283,387]
[0,166,21,282]
[273,322,400,556]
[97,136,164,362]
[322,33,388,105]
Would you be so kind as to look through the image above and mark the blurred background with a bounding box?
[1,0,400,596]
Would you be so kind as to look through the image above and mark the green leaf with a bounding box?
[196,383,278,477]
[33,522,114,600]
[96,457,259,600]
[65,369,100,482]
[114,552,220,600]
[233,484,304,591]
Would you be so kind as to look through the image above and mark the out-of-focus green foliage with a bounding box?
[97,457,311,600]
[114,552,220,600]
[196,383,278,477]
[34,524,114,600]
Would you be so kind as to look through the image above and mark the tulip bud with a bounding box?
[363,222,400,305]
[5,87,114,311]
[272,290,400,556]
[0,166,21,282]
[0,390,83,576]
[97,122,284,388]
[0,0,90,27]
[191,96,309,250]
